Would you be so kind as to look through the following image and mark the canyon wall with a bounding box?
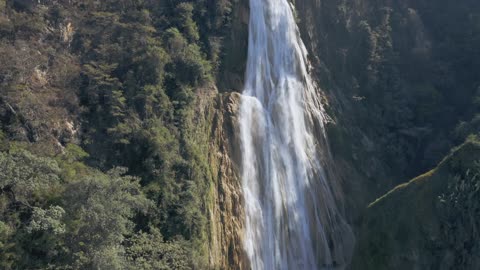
[198,91,249,269]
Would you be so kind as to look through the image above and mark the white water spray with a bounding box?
[239,0,354,269]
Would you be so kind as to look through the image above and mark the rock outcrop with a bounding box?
[194,89,249,269]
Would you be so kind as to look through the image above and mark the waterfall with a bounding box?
[239,0,355,269]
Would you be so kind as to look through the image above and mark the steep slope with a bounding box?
[352,136,480,270]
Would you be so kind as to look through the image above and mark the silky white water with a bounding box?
[239,0,354,269]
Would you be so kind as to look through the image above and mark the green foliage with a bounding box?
[0,0,233,268]
[0,131,9,152]
[27,206,66,235]
[62,168,152,269]
[70,2,217,261]
[353,138,480,270]
[0,221,15,269]
[438,161,480,268]
[56,144,91,181]
[341,0,480,182]
[10,9,46,34]
[175,3,200,42]
[0,150,62,207]
[0,149,63,268]
[63,143,89,163]
[164,27,212,87]
[0,147,158,269]
[125,228,192,270]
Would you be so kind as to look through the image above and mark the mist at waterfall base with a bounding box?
[239,0,355,269]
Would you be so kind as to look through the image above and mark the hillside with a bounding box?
[352,136,480,269]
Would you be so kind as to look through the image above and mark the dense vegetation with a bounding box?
[0,0,232,268]
[352,136,480,270]
[356,0,480,178]
[439,158,480,269]
[303,0,480,181]
[296,0,480,219]
[1,0,480,269]
[294,1,480,268]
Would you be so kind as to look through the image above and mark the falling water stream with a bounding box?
[239,0,354,269]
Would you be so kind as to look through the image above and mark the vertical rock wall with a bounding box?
[196,90,249,269]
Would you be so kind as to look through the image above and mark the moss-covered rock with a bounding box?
[195,90,249,269]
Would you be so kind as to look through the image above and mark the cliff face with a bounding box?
[198,91,249,269]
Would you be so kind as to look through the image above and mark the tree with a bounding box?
[0,149,61,209]
[125,227,192,270]
[62,168,152,269]
[0,149,63,268]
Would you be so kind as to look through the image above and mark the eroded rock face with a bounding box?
[199,91,249,269]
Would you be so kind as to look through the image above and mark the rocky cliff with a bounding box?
[196,90,249,269]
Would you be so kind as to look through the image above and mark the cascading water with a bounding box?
[239,0,355,269]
